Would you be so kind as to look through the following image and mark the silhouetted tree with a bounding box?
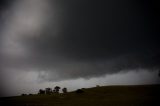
[45,88,52,94]
[38,89,45,94]
[75,89,84,93]
[96,85,100,87]
[54,86,61,93]
[53,89,56,93]
[62,87,67,93]
[21,94,27,96]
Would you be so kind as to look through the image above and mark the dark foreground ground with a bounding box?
[0,85,160,106]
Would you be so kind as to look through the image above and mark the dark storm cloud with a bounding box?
[1,0,160,81]
[0,0,11,10]
[30,0,159,57]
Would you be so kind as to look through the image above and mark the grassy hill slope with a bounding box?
[0,85,160,106]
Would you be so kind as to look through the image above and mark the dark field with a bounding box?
[0,85,160,106]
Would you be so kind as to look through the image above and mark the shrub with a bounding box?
[75,89,84,93]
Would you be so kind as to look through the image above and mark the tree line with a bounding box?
[38,86,67,94]
[21,86,67,96]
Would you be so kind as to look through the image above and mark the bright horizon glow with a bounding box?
[1,69,159,97]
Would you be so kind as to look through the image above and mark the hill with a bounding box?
[0,85,160,106]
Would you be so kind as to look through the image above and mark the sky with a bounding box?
[0,0,160,97]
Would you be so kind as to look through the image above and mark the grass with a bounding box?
[0,84,160,106]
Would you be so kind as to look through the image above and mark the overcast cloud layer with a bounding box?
[0,0,160,96]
